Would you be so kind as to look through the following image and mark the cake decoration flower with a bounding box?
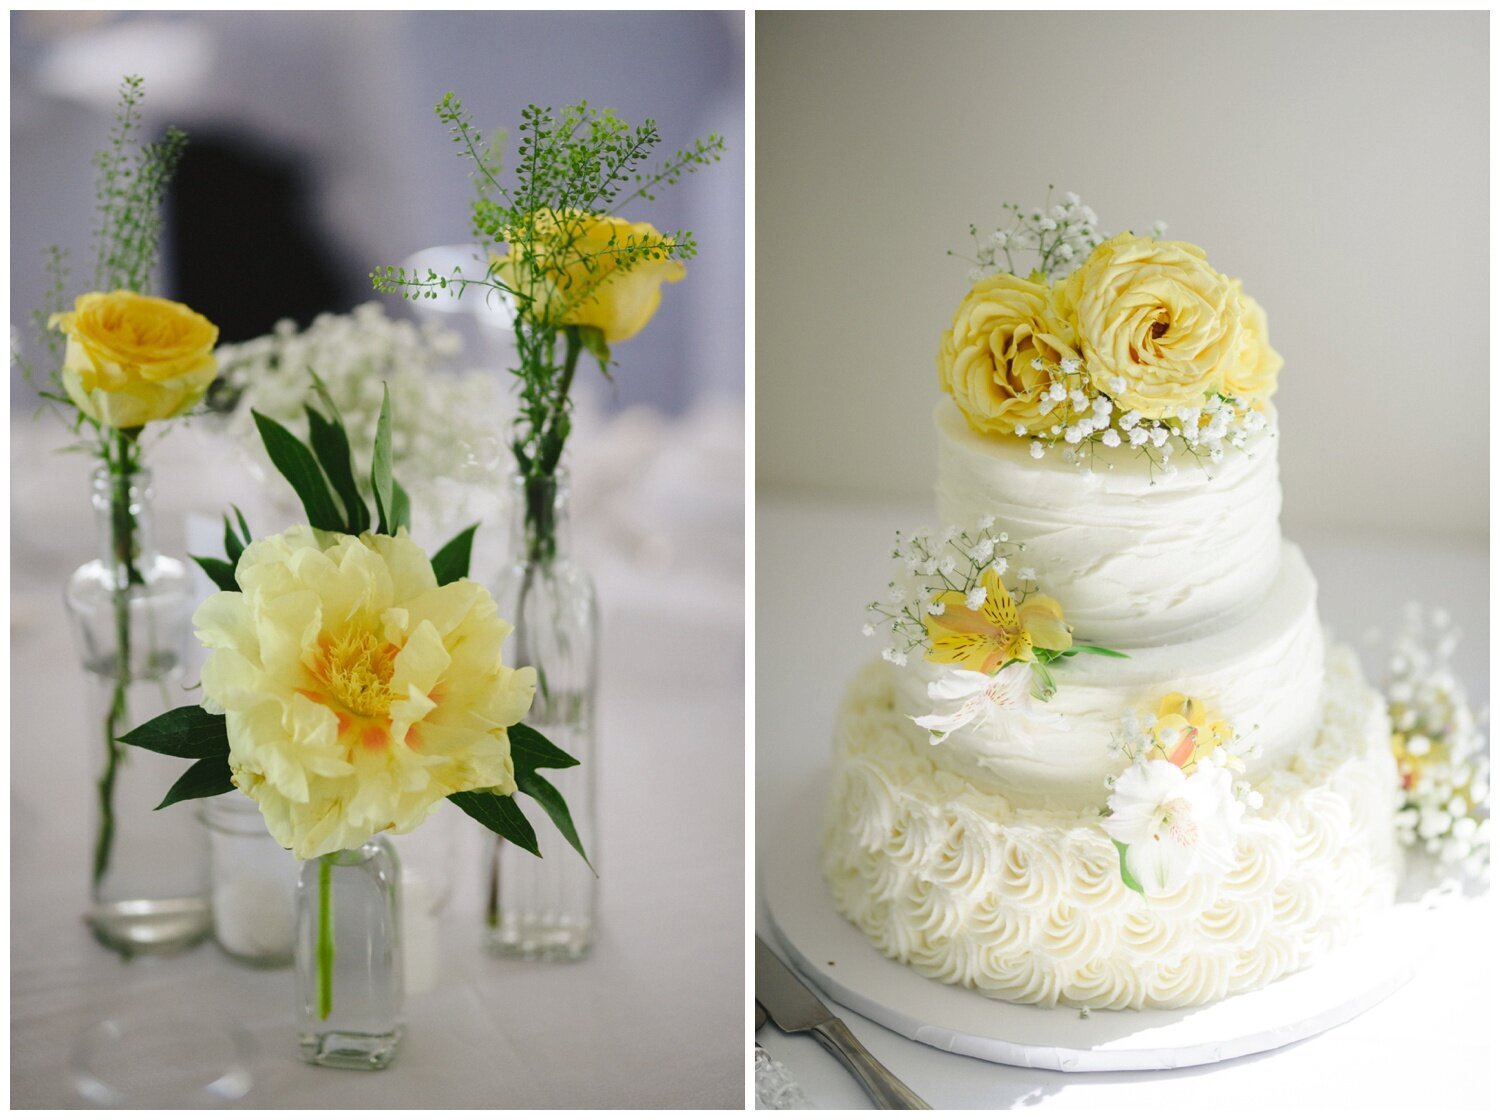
[1101,758,1242,895]
[864,517,1125,730]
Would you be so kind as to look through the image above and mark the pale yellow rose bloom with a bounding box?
[1061,234,1242,420]
[492,209,686,343]
[194,525,536,860]
[1222,281,1283,405]
[49,290,219,430]
[937,273,1081,437]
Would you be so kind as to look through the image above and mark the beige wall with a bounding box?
[756,11,1488,541]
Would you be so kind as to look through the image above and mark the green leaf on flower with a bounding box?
[448,789,540,856]
[305,404,370,535]
[1073,645,1129,659]
[370,384,395,535]
[222,513,245,567]
[509,722,581,776]
[252,410,344,531]
[156,754,236,810]
[192,554,238,593]
[517,768,593,872]
[431,524,478,586]
[390,477,412,533]
[232,505,252,547]
[119,705,230,759]
[1113,839,1146,896]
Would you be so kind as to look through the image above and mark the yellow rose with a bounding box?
[49,290,219,430]
[194,525,536,860]
[493,209,686,343]
[936,273,1081,437]
[1061,234,1242,420]
[1222,281,1283,405]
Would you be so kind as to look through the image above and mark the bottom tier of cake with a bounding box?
[822,645,1402,1010]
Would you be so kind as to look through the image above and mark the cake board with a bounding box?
[763,775,1418,1073]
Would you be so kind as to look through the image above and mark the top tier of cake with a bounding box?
[933,400,1282,649]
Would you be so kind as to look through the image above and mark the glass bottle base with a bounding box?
[484,915,594,961]
[88,897,212,957]
[298,1028,402,1070]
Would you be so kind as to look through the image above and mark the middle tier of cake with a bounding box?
[894,542,1324,810]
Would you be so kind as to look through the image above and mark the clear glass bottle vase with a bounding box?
[485,468,599,960]
[63,464,209,956]
[295,837,403,1070]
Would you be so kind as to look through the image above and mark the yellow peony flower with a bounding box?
[1222,281,1283,405]
[194,525,536,860]
[492,209,686,343]
[1149,693,1235,773]
[924,566,1072,674]
[1060,233,1242,420]
[50,290,219,430]
[937,272,1081,437]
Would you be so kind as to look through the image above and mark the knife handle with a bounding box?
[811,1019,930,1109]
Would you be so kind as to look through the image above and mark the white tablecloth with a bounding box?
[755,497,1491,1111]
[10,407,746,1109]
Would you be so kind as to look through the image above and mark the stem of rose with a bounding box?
[317,855,335,1021]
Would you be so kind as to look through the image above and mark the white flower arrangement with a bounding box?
[215,302,505,525]
[953,189,1112,284]
[1378,604,1490,879]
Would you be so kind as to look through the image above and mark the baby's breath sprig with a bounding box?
[949,188,1112,283]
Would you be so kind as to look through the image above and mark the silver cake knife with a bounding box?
[756,937,930,1109]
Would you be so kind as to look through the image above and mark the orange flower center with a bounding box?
[308,630,400,720]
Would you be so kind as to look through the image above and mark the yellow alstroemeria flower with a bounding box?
[923,566,1072,674]
[1150,693,1236,773]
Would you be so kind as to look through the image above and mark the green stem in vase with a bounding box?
[94,427,144,889]
[317,854,335,1020]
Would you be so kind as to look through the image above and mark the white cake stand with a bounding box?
[763,777,1418,1073]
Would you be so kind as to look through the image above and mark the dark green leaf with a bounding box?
[232,505,252,545]
[252,410,343,531]
[119,705,230,759]
[305,405,369,534]
[517,769,592,871]
[370,385,394,534]
[222,514,244,566]
[430,524,478,586]
[157,755,236,809]
[448,790,540,856]
[192,554,237,593]
[1073,644,1130,659]
[390,477,411,533]
[509,722,580,777]
[1113,839,1146,896]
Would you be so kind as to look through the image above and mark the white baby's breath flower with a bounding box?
[1030,441,1045,459]
[1018,566,1037,582]
[1101,429,1121,448]
[965,586,987,611]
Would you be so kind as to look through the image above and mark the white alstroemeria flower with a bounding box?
[913,663,1040,745]
[1101,759,1243,894]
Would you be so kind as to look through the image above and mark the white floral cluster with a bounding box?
[955,190,1118,283]
[1106,709,1264,810]
[1378,604,1490,878]
[1019,356,1269,477]
[863,517,1034,666]
[217,302,505,522]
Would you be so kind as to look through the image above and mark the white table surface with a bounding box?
[755,495,1492,1111]
[10,406,747,1109]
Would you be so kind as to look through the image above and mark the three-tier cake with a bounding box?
[823,201,1400,1010]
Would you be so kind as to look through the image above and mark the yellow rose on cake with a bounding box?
[1221,281,1283,405]
[194,525,536,859]
[937,272,1081,437]
[1060,233,1242,420]
[49,290,218,430]
[492,209,686,344]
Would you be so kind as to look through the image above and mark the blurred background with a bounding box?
[755,10,1486,546]
[11,9,745,412]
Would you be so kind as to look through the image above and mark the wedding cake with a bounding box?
[823,198,1401,1011]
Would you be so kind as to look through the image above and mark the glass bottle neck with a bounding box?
[92,464,159,589]
[510,470,573,567]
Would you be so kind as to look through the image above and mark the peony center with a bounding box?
[312,629,401,719]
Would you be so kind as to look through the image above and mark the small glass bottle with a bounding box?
[64,465,209,956]
[295,837,403,1070]
[204,795,297,967]
[485,468,599,960]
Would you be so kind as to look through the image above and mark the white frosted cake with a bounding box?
[823,205,1400,1010]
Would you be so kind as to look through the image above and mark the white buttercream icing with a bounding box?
[934,399,1282,648]
[823,645,1401,1011]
